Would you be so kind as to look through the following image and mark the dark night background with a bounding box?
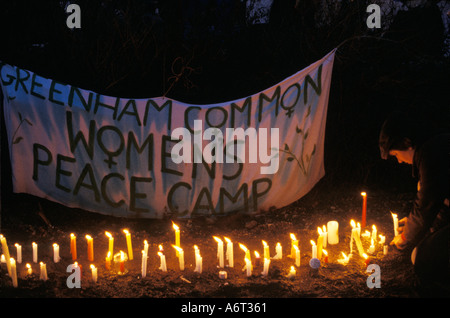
[1,0,448,214]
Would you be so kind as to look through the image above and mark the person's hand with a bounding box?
[397,217,408,234]
[390,233,407,250]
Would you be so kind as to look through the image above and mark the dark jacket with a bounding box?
[403,133,450,246]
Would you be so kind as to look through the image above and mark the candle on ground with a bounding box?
[261,258,270,277]
[143,240,149,256]
[327,221,339,245]
[239,243,251,262]
[323,250,328,263]
[90,264,98,283]
[118,250,126,273]
[368,238,376,255]
[32,242,38,263]
[322,225,328,249]
[15,243,22,264]
[123,229,133,261]
[317,227,324,259]
[74,262,82,279]
[383,245,389,255]
[262,240,270,260]
[224,237,234,268]
[273,242,282,260]
[105,231,114,259]
[371,225,377,242]
[172,245,184,270]
[379,234,386,245]
[26,263,32,275]
[141,250,148,278]
[105,251,112,270]
[293,244,300,267]
[254,251,261,267]
[287,265,296,279]
[391,212,399,236]
[213,236,224,268]
[244,258,252,277]
[363,253,371,267]
[0,235,12,275]
[350,220,365,256]
[53,243,60,263]
[194,245,202,273]
[361,192,367,228]
[39,262,48,281]
[337,252,350,265]
[219,271,227,279]
[158,251,167,272]
[310,240,317,259]
[85,235,94,261]
[70,233,77,260]
[290,234,298,258]
[172,222,180,251]
[10,258,18,288]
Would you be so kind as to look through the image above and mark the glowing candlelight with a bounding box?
[172,245,184,270]
[26,263,32,275]
[123,229,133,261]
[323,250,328,263]
[32,242,38,263]
[287,265,296,279]
[371,225,377,242]
[0,235,11,275]
[172,221,180,248]
[317,227,324,259]
[272,242,282,259]
[260,240,269,260]
[15,243,22,264]
[254,251,261,266]
[379,234,386,245]
[391,212,399,236]
[224,237,234,267]
[239,243,251,262]
[383,245,389,255]
[368,238,375,255]
[70,233,77,260]
[141,250,148,278]
[105,231,114,259]
[118,250,126,273]
[337,252,350,265]
[361,192,367,228]
[219,271,227,279]
[194,245,202,273]
[290,234,298,258]
[362,253,371,267]
[293,244,300,267]
[350,220,364,256]
[105,251,111,270]
[158,251,167,272]
[90,264,98,283]
[261,258,270,277]
[85,235,94,261]
[213,236,224,268]
[327,221,339,244]
[310,240,317,259]
[74,262,82,279]
[143,240,149,256]
[322,225,328,248]
[10,258,18,288]
[53,243,60,263]
[39,262,48,281]
[244,258,252,277]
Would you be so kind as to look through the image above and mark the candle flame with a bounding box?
[172,222,179,231]
[85,235,92,240]
[290,265,295,272]
[105,231,112,238]
[254,251,260,258]
[26,263,31,269]
[239,243,248,252]
[293,244,299,251]
[15,243,20,248]
[224,237,232,243]
[74,261,79,267]
[262,240,268,247]
[194,245,199,251]
[144,240,148,245]
[362,253,369,260]
[53,243,58,248]
[310,240,316,246]
[317,227,323,235]
[361,192,367,197]
[120,250,125,261]
[32,242,37,246]
[90,264,96,270]
[323,225,327,232]
[157,251,163,257]
[70,233,76,238]
[350,219,356,228]
[372,224,377,231]
[158,244,163,251]
[323,249,328,256]
[213,236,223,244]
[290,233,297,241]
[123,229,130,235]
[391,211,398,219]
[172,245,183,252]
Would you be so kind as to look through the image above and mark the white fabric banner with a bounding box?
[1,49,335,218]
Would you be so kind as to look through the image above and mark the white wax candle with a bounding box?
[273,242,282,259]
[294,245,300,267]
[371,225,377,242]
[141,250,147,278]
[143,240,149,256]
[32,242,38,263]
[39,262,47,281]
[0,235,11,275]
[53,243,60,263]
[158,252,167,272]
[367,238,375,255]
[287,265,296,279]
[172,245,184,270]
[194,245,202,273]
[123,229,133,261]
[15,244,22,264]
[224,237,234,268]
[10,258,18,288]
[310,240,317,259]
[327,221,339,244]
[245,258,252,277]
[90,264,98,283]
[379,234,386,245]
[26,263,32,275]
[213,237,224,268]
[391,212,399,236]
[262,240,270,260]
[262,258,270,277]
[322,225,328,249]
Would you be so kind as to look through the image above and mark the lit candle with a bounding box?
[371,225,377,242]
[273,242,282,260]
[287,265,296,279]
[74,262,82,279]
[224,237,234,268]
[219,271,227,279]
[119,250,126,273]
[123,229,133,261]
[350,220,365,256]
[362,253,371,267]
[213,236,224,268]
[0,235,11,275]
[310,240,317,259]
[90,264,98,283]
[105,231,114,259]
[293,244,300,267]
[317,227,324,259]
[53,243,60,263]
[172,221,180,250]
[337,252,350,265]
[254,251,261,267]
[32,242,38,263]
[290,234,298,258]
[323,250,328,263]
[15,243,22,264]
[379,234,386,245]
[141,250,147,278]
[368,238,375,255]
[143,240,149,256]
[105,251,111,270]
[39,262,47,281]
[10,258,18,288]
[362,230,371,238]
[85,235,94,261]
[239,243,251,262]
[383,245,389,255]
[391,212,399,236]
[361,192,367,228]
[322,225,328,249]
[327,221,339,245]
[262,240,270,260]
[194,245,202,274]
[244,258,252,277]
[172,245,184,271]
[158,251,167,272]
[70,233,77,260]
[261,258,270,277]
[1,254,4,263]
[26,263,32,275]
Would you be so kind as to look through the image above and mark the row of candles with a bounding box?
[1,213,394,288]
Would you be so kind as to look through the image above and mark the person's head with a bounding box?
[379,111,432,164]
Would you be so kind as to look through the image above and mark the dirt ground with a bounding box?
[1,181,449,302]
